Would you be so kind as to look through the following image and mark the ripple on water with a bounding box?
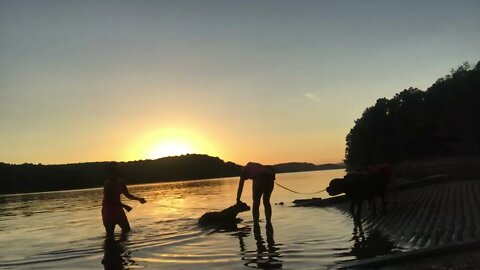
[2,170,387,270]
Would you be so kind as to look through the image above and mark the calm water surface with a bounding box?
[0,170,397,269]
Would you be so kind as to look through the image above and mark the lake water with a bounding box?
[0,169,398,270]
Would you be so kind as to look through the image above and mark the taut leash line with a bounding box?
[274,182,327,194]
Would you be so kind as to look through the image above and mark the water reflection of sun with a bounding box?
[127,127,218,160]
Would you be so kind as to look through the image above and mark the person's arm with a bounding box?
[121,181,146,204]
[236,178,245,203]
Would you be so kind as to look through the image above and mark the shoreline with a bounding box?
[0,168,343,196]
[318,175,480,269]
[335,239,480,269]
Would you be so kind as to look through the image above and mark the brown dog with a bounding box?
[199,201,251,226]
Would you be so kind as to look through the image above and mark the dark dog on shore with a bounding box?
[199,201,251,227]
[327,168,392,217]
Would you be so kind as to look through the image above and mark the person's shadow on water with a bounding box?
[237,222,283,269]
[102,233,137,270]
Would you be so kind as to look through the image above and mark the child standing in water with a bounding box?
[102,162,146,239]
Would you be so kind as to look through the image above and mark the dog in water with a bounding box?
[199,201,251,227]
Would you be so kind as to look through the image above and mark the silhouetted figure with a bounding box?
[102,162,146,239]
[326,165,392,218]
[236,162,275,224]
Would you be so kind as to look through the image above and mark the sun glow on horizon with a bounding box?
[147,140,193,159]
[126,127,220,161]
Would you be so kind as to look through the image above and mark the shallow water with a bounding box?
[0,170,399,269]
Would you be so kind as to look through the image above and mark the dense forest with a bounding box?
[345,61,480,170]
[0,154,241,194]
[0,154,344,194]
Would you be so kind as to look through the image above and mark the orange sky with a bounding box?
[1,1,479,165]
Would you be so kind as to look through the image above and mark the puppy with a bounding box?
[199,201,251,226]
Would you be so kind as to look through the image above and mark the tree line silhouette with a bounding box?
[4,61,476,193]
[0,154,343,194]
[345,61,480,171]
[0,155,241,194]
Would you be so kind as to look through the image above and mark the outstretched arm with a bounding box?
[236,178,245,203]
[122,182,146,203]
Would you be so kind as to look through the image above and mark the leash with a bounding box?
[275,182,327,195]
[153,182,328,211]
[155,204,220,211]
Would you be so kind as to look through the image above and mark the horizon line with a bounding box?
[0,153,345,167]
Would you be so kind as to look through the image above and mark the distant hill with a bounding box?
[273,162,345,173]
[0,154,343,194]
[0,154,241,194]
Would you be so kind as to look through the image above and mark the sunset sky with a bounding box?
[1,0,479,165]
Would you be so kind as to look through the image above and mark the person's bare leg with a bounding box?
[118,217,131,234]
[104,222,115,239]
[263,199,272,225]
[263,181,274,225]
[252,181,262,223]
[253,220,261,240]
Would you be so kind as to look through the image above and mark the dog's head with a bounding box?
[219,201,251,217]
[326,177,347,196]
[235,201,251,213]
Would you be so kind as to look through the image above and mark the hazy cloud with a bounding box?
[304,93,321,103]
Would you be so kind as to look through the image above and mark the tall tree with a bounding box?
[345,61,480,170]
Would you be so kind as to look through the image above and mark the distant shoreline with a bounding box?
[0,167,345,197]
[0,154,345,195]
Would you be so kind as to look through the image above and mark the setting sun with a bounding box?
[126,127,220,160]
[148,140,193,159]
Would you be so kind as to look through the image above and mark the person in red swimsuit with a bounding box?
[102,162,146,239]
[236,162,275,225]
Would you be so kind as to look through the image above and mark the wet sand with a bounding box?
[355,180,480,248]
[297,176,480,269]
[381,248,480,270]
